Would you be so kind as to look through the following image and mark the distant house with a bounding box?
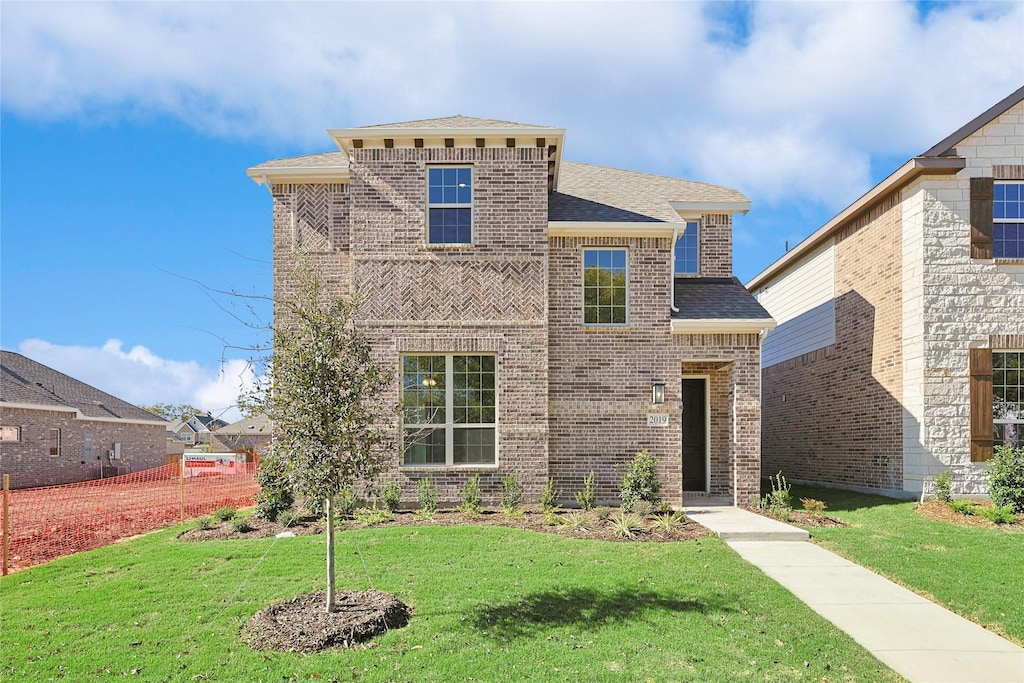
[749,87,1024,498]
[210,414,273,458]
[0,351,168,488]
[168,420,197,444]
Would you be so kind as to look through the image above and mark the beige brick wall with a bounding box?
[701,213,733,277]
[0,407,167,489]
[762,193,904,492]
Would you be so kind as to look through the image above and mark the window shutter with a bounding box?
[970,177,994,260]
[969,347,993,462]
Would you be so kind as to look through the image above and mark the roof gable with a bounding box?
[921,85,1024,157]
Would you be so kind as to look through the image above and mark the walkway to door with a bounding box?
[683,499,1024,683]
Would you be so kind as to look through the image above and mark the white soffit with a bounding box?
[670,318,778,335]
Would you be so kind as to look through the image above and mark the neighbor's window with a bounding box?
[674,221,700,274]
[48,428,61,456]
[427,166,473,244]
[402,354,496,466]
[994,351,1023,448]
[583,248,628,325]
[994,182,1024,259]
[1,426,20,442]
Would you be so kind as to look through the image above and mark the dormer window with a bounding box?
[674,221,700,274]
[427,166,473,244]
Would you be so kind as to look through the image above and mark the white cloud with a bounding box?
[17,338,255,422]
[2,1,1021,214]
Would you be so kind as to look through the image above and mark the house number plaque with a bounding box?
[647,414,669,427]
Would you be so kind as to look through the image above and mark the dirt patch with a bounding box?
[748,508,849,528]
[177,515,323,541]
[241,590,411,652]
[915,500,1024,530]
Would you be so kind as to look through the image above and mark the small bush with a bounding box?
[656,501,674,515]
[949,499,975,516]
[195,516,213,530]
[932,470,953,503]
[761,472,792,517]
[503,507,525,520]
[651,510,686,533]
[231,515,254,533]
[593,506,612,521]
[801,498,827,516]
[418,477,439,514]
[559,510,590,531]
[986,445,1024,513]
[609,512,644,539]
[380,482,402,513]
[542,510,561,526]
[354,506,394,526]
[501,472,522,513]
[276,510,296,528]
[254,452,294,522]
[540,478,561,512]
[459,474,482,515]
[574,470,597,511]
[620,449,661,512]
[978,504,1017,524]
[632,500,654,517]
[212,506,237,522]
[335,485,357,520]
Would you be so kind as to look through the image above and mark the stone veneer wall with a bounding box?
[547,228,763,506]
[909,100,1024,495]
[0,407,167,489]
[762,192,904,493]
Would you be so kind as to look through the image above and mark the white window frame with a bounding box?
[401,354,498,468]
[581,247,629,327]
[674,220,701,275]
[426,165,474,245]
[994,349,1024,448]
[1,426,20,442]
[994,181,1024,261]
[49,428,61,456]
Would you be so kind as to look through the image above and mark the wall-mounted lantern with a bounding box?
[651,382,666,405]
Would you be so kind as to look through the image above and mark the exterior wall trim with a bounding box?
[548,222,679,238]
[671,319,776,335]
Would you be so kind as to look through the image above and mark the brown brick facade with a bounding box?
[0,407,167,489]
[762,193,904,491]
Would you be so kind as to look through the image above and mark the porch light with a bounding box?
[651,382,666,405]
[422,376,437,388]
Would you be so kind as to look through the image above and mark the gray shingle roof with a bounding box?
[355,115,558,130]
[216,414,274,436]
[0,351,166,422]
[550,162,748,223]
[671,277,773,320]
[248,151,348,172]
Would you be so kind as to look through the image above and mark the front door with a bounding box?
[681,378,707,492]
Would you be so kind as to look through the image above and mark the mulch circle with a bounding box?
[915,499,1024,529]
[241,590,412,652]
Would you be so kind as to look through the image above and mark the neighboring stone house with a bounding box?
[248,116,774,506]
[210,414,273,458]
[0,351,168,488]
[748,87,1024,498]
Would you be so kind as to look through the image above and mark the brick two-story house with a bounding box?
[248,116,774,506]
[749,87,1024,498]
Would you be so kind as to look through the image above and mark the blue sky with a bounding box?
[2,1,1022,421]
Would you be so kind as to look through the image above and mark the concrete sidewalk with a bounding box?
[683,500,1024,683]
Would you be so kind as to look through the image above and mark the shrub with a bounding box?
[212,506,237,522]
[542,510,561,526]
[979,504,1017,524]
[609,512,644,539]
[380,482,402,513]
[620,449,661,512]
[986,445,1024,513]
[195,516,213,530]
[801,498,826,516]
[459,474,482,515]
[540,478,561,512]
[656,501,674,515]
[651,510,686,533]
[335,485,357,519]
[949,499,975,516]
[254,452,294,522]
[276,510,296,528]
[574,470,597,511]
[354,506,394,526]
[932,470,953,503]
[560,510,591,531]
[632,500,654,517]
[501,472,522,513]
[760,472,792,517]
[417,478,439,515]
[593,506,612,521]
[231,515,254,533]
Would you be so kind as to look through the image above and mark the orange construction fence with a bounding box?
[1,462,258,574]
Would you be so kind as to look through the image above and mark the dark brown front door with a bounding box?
[682,378,707,492]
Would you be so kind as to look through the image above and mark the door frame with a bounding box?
[681,375,711,493]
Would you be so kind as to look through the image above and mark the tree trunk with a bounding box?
[325,495,336,613]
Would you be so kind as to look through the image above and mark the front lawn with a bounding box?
[1,522,901,681]
[790,485,1024,645]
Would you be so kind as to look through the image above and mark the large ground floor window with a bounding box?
[994,351,1023,448]
[402,354,496,466]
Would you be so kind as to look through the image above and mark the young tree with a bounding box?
[250,262,393,612]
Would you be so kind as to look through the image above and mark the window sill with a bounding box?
[400,464,498,472]
[581,324,631,332]
[425,242,475,251]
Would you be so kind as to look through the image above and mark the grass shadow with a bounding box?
[472,587,734,640]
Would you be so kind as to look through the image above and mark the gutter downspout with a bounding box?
[670,224,680,313]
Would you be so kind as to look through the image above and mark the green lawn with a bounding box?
[0,523,902,682]
[791,485,1024,645]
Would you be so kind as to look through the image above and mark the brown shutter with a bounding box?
[970,177,994,260]
[969,347,994,462]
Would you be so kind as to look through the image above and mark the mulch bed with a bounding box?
[177,515,323,541]
[748,507,849,527]
[915,500,1024,530]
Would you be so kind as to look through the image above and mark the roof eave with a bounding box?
[548,221,679,238]
[670,200,751,217]
[670,318,777,335]
[746,155,966,291]
[245,165,350,186]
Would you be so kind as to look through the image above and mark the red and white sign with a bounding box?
[183,453,245,476]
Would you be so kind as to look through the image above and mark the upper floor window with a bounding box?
[583,248,627,325]
[49,428,61,456]
[427,166,473,244]
[674,221,700,274]
[1,426,20,442]
[994,182,1023,260]
[994,351,1023,449]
